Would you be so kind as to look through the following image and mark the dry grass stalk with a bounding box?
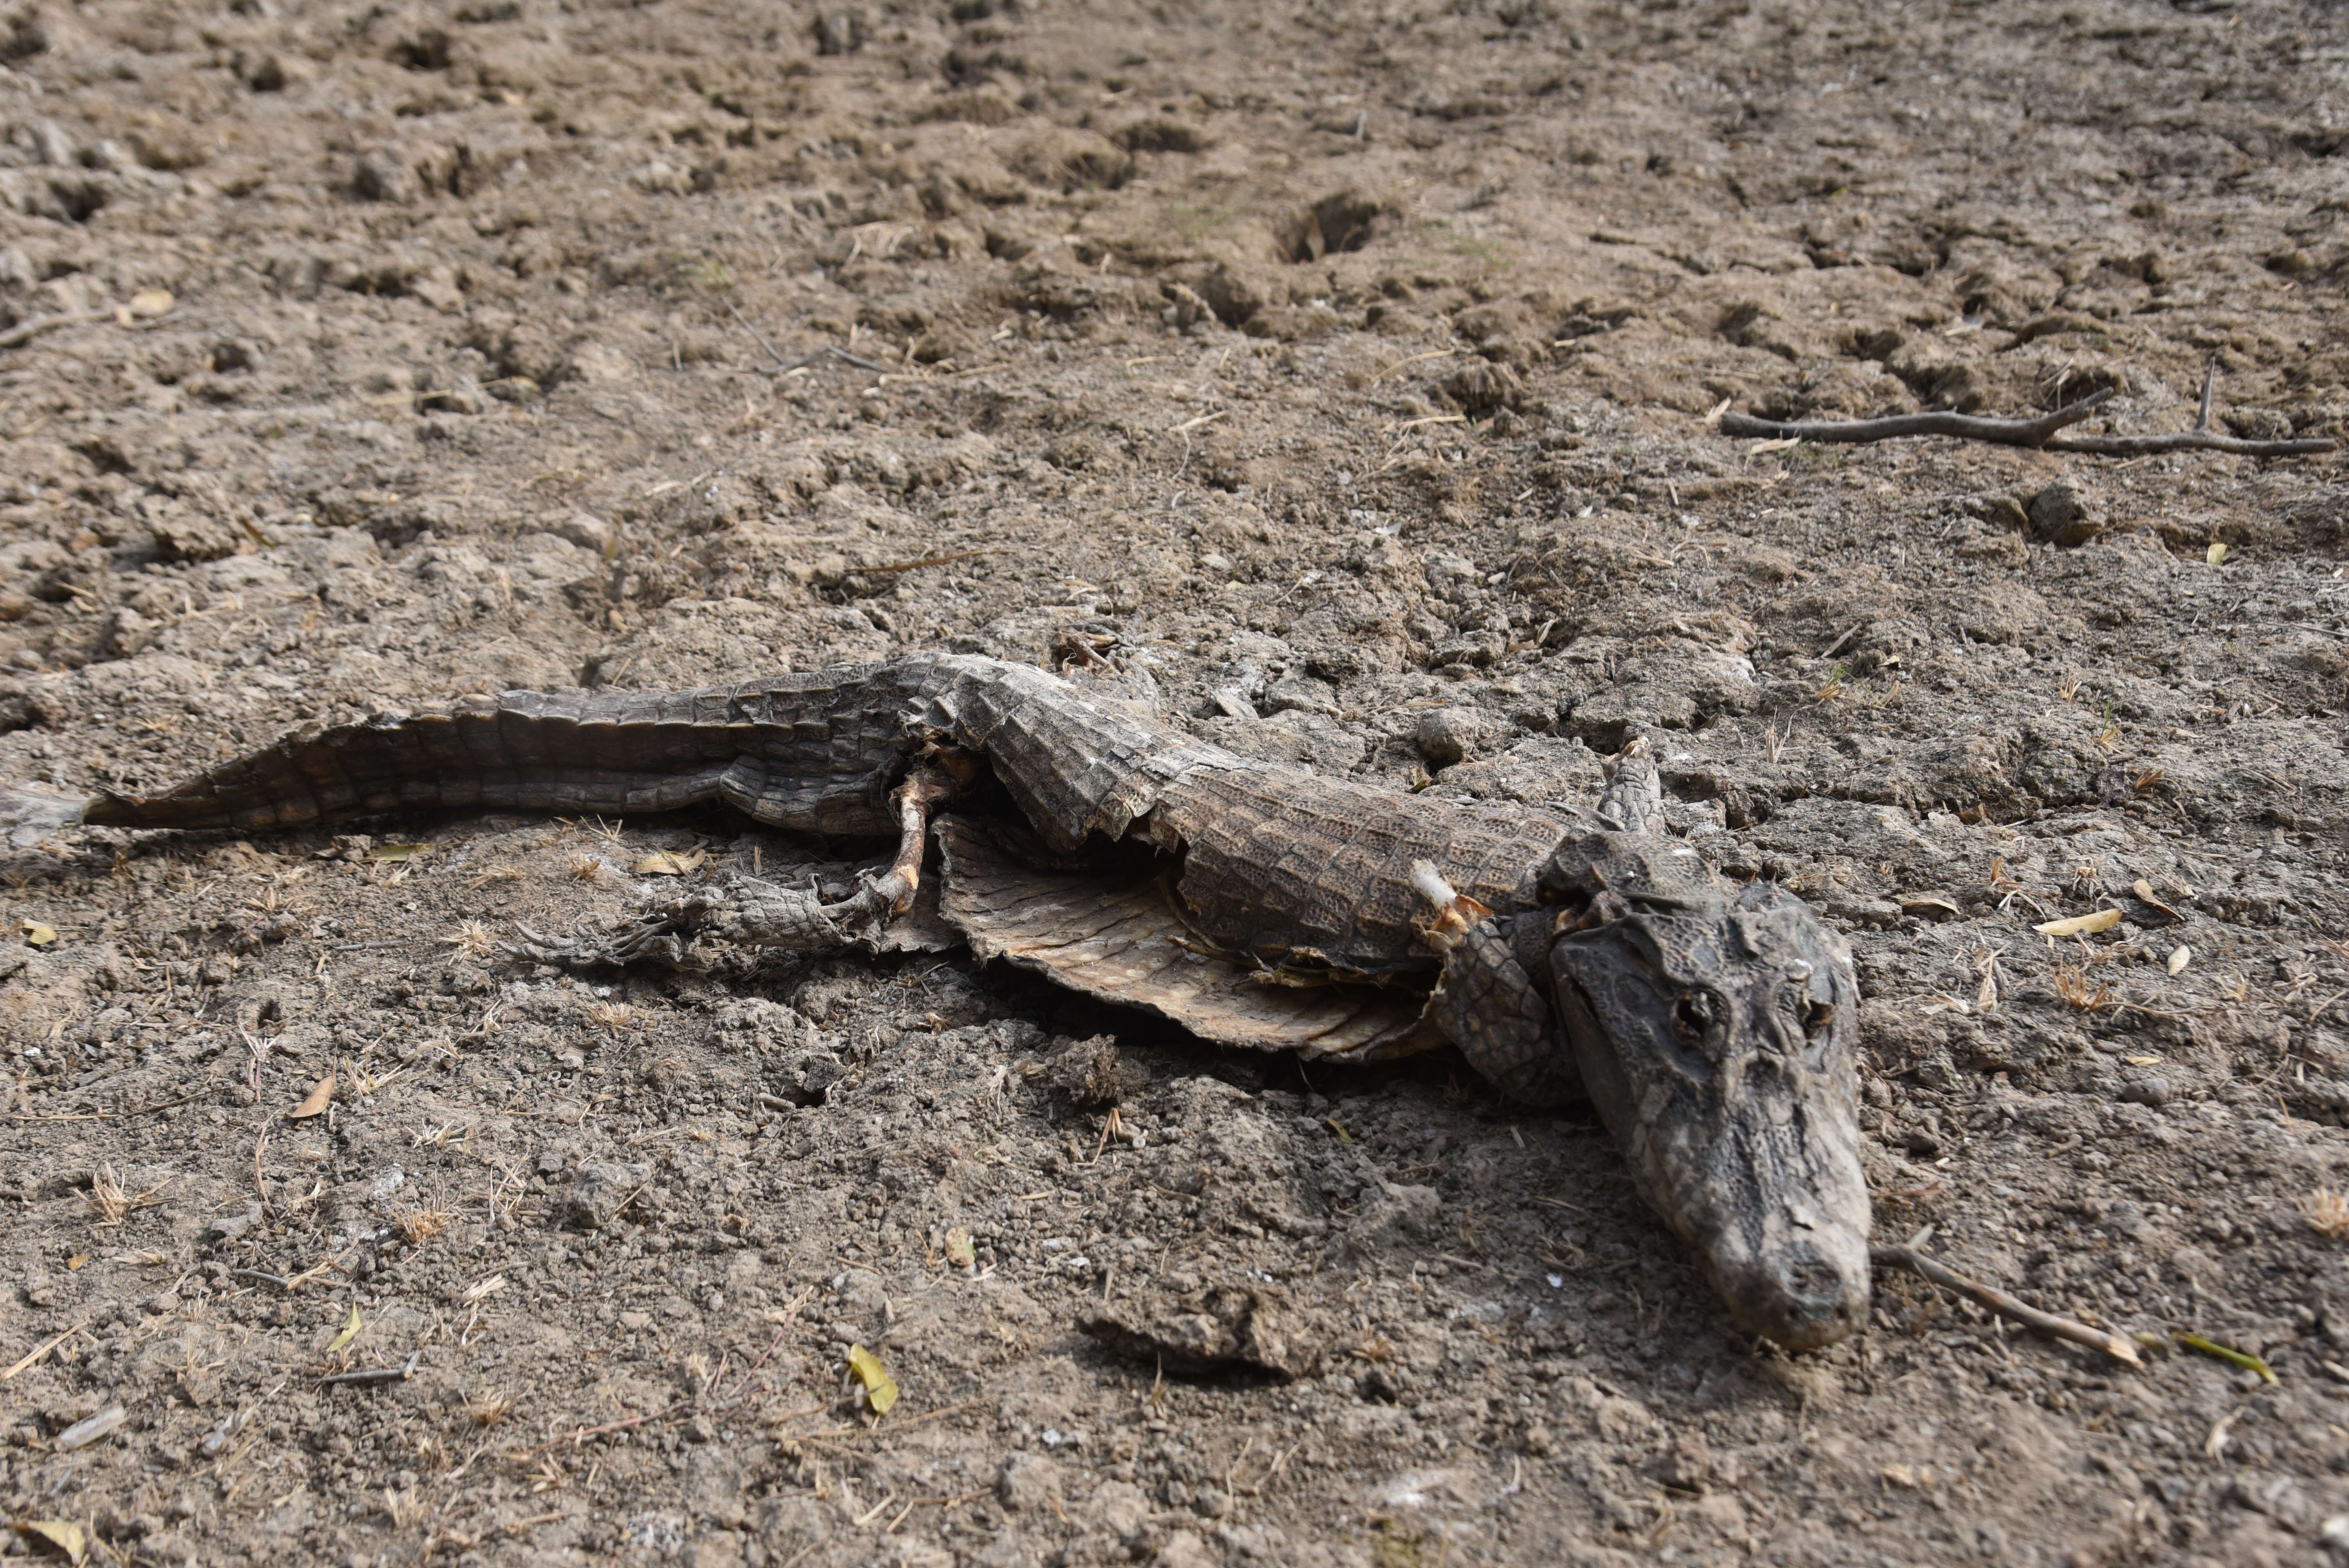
[586,1000,633,1035]
[569,854,614,885]
[393,1196,454,1246]
[2303,1188,2349,1239]
[441,921,497,960]
[465,1388,515,1427]
[1973,947,2001,1013]
[86,1165,132,1227]
[2052,962,2116,1013]
[344,1051,401,1098]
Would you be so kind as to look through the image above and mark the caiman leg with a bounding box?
[512,763,961,967]
[1410,860,1584,1107]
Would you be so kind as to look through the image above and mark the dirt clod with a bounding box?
[1080,1283,1326,1383]
[1038,1033,1132,1108]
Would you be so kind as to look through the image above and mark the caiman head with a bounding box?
[1544,867,1871,1351]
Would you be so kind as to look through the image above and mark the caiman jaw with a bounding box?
[1549,894,1872,1352]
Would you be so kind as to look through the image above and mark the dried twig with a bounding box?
[530,1397,692,1453]
[854,547,1008,576]
[0,309,108,350]
[2040,428,2335,457]
[1720,383,2336,458]
[1719,390,2114,447]
[725,302,895,376]
[725,301,792,370]
[1874,1245,2143,1368]
[1,1320,90,1382]
[317,1351,421,1388]
[821,345,893,374]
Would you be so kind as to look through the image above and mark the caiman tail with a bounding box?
[67,663,959,836]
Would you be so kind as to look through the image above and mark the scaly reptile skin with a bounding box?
[48,648,1870,1349]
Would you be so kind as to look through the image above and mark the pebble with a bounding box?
[2119,1078,2173,1107]
[1414,707,1486,767]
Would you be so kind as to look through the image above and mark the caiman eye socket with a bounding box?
[1672,991,1717,1043]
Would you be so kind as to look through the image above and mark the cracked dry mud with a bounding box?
[2,2,2349,1565]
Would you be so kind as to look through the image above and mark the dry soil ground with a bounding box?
[3,2,2349,1566]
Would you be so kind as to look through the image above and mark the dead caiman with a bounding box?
[8,641,1870,1350]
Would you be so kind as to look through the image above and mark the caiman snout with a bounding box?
[1707,1233,1870,1353]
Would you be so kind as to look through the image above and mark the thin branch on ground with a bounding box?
[1874,1245,2143,1368]
[725,301,896,376]
[0,310,108,351]
[1719,384,2336,458]
[2039,428,2334,457]
[1719,390,2114,447]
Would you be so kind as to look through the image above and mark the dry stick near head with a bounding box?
[1873,1245,2143,1368]
[1719,386,2337,458]
[1719,389,2116,447]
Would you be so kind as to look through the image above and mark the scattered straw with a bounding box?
[86,1165,131,1228]
[442,921,498,960]
[393,1197,454,1246]
[2053,962,2116,1014]
[465,1388,515,1427]
[2303,1188,2349,1239]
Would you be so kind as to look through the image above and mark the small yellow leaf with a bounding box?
[1898,895,1961,921]
[14,1520,87,1563]
[2167,945,2192,976]
[127,289,174,318]
[21,921,56,947]
[2035,909,2123,937]
[64,1256,86,1272]
[633,849,707,876]
[2124,1055,2164,1067]
[943,1229,975,1268]
[846,1343,898,1416]
[2206,542,2228,567]
[326,1304,362,1356]
[287,1074,335,1119]
[364,843,425,862]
